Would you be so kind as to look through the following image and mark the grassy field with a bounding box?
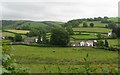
[79,21,107,28]
[71,35,98,40]
[10,45,118,73]
[73,28,112,33]
[108,17,118,22]
[5,29,29,34]
[2,31,27,38]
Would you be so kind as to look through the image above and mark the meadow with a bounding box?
[10,45,118,73]
[5,29,29,34]
[71,34,98,40]
[79,21,107,28]
[73,28,112,33]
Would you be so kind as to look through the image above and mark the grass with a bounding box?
[10,45,118,73]
[73,28,112,33]
[19,64,118,73]
[2,31,27,38]
[5,29,29,34]
[108,17,118,22]
[105,39,119,48]
[71,34,98,40]
[79,21,107,28]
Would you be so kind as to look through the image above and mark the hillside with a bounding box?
[2,20,65,31]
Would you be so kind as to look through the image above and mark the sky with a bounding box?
[0,0,120,22]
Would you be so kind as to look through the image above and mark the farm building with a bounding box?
[24,37,36,44]
[24,37,43,44]
[108,32,112,36]
[71,40,97,47]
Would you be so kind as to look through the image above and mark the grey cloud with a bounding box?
[1,0,119,22]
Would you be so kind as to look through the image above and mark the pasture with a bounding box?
[79,21,107,28]
[73,28,112,33]
[71,34,97,40]
[11,45,118,73]
[5,29,29,34]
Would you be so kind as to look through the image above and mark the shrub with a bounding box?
[83,22,88,27]
[90,23,94,27]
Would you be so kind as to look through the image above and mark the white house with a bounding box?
[108,32,112,36]
[35,37,43,43]
[80,41,85,46]
[35,38,38,42]
[71,40,97,47]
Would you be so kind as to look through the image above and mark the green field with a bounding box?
[71,35,97,40]
[108,17,118,22]
[11,45,118,73]
[79,21,107,28]
[3,31,27,38]
[5,29,29,34]
[73,28,112,33]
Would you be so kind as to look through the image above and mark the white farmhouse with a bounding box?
[80,41,85,46]
[35,37,43,42]
[108,32,112,36]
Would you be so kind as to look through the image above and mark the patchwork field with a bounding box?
[11,45,118,73]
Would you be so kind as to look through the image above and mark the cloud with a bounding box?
[1,0,119,22]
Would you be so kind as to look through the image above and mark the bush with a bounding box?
[90,23,94,27]
[83,22,88,27]
[14,34,22,42]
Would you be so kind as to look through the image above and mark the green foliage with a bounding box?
[14,34,22,42]
[2,45,28,74]
[96,40,104,48]
[50,27,70,46]
[111,33,117,39]
[112,26,120,38]
[65,19,82,27]
[83,54,97,73]
[66,26,74,35]
[27,28,46,37]
[89,23,94,27]
[104,39,109,47]
[83,22,88,27]
[97,33,102,39]
[108,21,117,29]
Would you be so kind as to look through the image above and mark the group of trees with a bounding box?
[96,39,109,48]
[27,27,70,46]
[64,19,82,28]
[6,34,23,42]
[81,16,109,23]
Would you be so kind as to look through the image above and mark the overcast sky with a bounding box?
[0,0,120,22]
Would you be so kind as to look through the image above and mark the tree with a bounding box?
[97,33,102,39]
[112,32,117,39]
[65,19,82,27]
[83,22,88,27]
[96,40,104,48]
[105,39,109,47]
[90,23,94,27]
[50,27,70,46]
[112,26,120,38]
[66,26,74,35]
[14,34,22,42]
[108,21,117,29]
[37,32,46,44]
